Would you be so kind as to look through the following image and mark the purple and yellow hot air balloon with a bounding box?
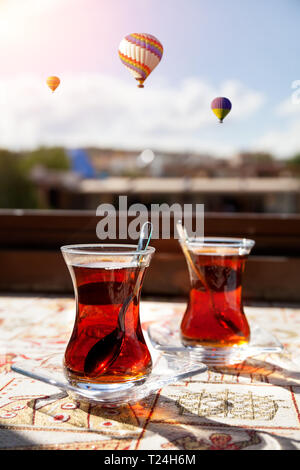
[46,76,60,93]
[211,97,232,123]
[118,33,163,88]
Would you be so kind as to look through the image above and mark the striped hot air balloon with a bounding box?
[118,33,163,88]
[46,76,60,93]
[211,97,232,123]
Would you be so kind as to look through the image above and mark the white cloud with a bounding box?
[0,74,264,155]
[276,99,300,117]
[273,80,300,117]
[255,120,300,158]
[253,88,300,158]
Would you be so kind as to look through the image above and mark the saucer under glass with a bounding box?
[11,349,207,406]
[148,316,283,366]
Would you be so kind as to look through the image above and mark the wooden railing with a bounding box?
[0,210,300,302]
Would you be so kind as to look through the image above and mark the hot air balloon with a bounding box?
[46,76,60,93]
[211,97,232,123]
[118,33,163,88]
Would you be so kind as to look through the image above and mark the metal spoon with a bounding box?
[84,222,153,378]
[176,220,243,336]
[176,220,209,290]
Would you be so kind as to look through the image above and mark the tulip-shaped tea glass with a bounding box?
[179,237,255,360]
[61,244,155,391]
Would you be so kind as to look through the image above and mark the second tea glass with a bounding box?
[179,237,255,359]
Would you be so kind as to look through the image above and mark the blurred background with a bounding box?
[1,0,300,212]
[0,0,300,301]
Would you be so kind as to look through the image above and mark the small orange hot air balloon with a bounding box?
[46,76,60,93]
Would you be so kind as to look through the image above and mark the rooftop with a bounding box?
[78,177,300,194]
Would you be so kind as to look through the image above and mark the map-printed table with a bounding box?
[1,295,300,450]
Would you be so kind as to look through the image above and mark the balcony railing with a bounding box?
[0,209,300,302]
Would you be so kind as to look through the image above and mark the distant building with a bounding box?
[81,148,291,179]
[28,146,300,212]
[30,171,300,213]
[67,149,96,178]
[230,152,285,177]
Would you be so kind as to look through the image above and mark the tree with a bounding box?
[287,153,300,176]
[0,147,71,209]
[0,150,39,208]
[21,147,71,172]
[289,153,300,165]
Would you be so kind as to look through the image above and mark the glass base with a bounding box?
[11,349,207,405]
[148,316,283,366]
[187,344,254,365]
[66,374,148,393]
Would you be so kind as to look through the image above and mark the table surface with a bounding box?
[1,294,300,450]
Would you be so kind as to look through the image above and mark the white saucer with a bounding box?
[11,350,207,405]
[148,317,283,366]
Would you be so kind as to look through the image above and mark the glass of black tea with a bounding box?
[61,244,155,390]
[179,237,255,351]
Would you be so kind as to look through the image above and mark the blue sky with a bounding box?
[0,0,299,158]
[110,0,299,90]
[118,0,300,156]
